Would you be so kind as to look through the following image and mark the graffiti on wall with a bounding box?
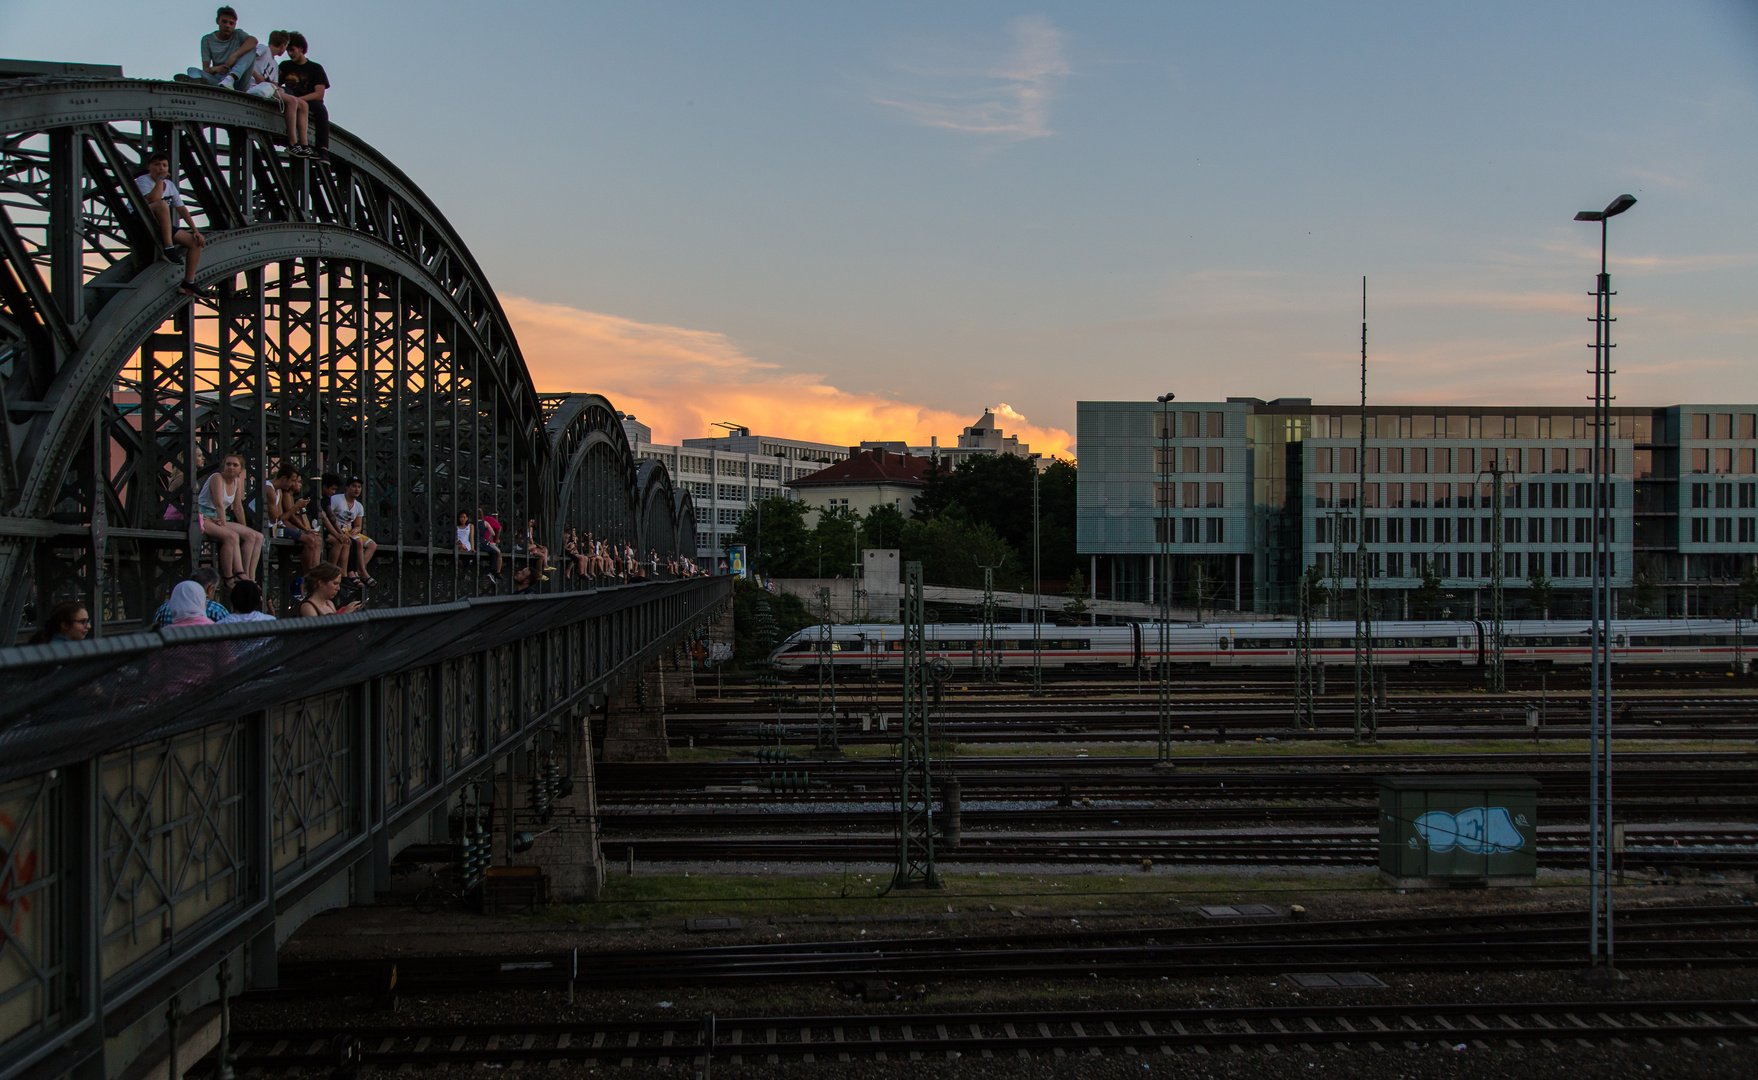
[1410,806,1528,854]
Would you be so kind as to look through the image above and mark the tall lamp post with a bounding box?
[1155,393,1176,763]
[1574,192,1635,977]
[1029,452,1043,697]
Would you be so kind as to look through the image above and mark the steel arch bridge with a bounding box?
[0,76,696,639]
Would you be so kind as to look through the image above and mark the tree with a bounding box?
[1525,561,1554,619]
[862,504,907,550]
[909,453,1080,582]
[900,509,1019,589]
[1413,568,1445,618]
[731,578,811,668]
[1064,567,1091,622]
[1302,563,1330,615]
[1630,559,1660,616]
[1739,559,1758,619]
[731,496,813,578]
[808,506,863,579]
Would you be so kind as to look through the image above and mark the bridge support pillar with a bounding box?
[513,705,605,901]
[601,665,669,761]
[666,642,697,703]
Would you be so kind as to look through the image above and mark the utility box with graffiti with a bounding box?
[1377,774,1540,889]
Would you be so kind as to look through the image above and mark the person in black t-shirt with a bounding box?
[278,32,331,159]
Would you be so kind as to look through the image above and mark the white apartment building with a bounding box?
[622,420,849,561]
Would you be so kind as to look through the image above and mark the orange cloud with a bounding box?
[502,297,1075,458]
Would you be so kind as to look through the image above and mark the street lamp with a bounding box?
[1155,393,1176,764]
[1574,192,1635,977]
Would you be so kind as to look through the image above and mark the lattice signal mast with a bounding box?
[1353,277,1377,745]
[890,561,939,890]
[1295,563,1317,730]
[1482,462,1509,694]
[977,564,1000,682]
[815,586,838,751]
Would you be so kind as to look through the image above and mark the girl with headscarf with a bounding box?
[167,580,216,627]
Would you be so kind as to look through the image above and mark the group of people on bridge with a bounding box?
[150,7,333,296]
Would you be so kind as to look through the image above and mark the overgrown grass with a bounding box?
[543,869,1386,924]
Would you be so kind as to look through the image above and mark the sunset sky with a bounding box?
[12,2,1758,457]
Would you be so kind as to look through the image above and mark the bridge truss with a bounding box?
[0,77,695,638]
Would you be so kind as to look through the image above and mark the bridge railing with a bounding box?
[0,574,729,1080]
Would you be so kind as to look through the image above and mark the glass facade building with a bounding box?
[1077,398,1758,617]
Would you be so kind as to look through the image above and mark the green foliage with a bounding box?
[809,506,863,579]
[731,496,813,578]
[899,509,1019,589]
[1413,568,1445,618]
[1739,560,1758,616]
[731,578,811,668]
[862,504,907,549]
[1301,564,1330,612]
[1525,562,1554,618]
[1631,559,1660,616]
[908,453,1078,583]
[1064,567,1090,618]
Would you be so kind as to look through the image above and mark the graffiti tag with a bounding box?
[1408,806,1527,854]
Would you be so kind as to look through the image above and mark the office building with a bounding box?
[1077,398,1758,617]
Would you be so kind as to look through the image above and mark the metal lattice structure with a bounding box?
[814,586,836,752]
[977,565,998,683]
[890,561,938,890]
[1485,462,1509,693]
[1352,279,1376,745]
[0,78,695,639]
[1294,564,1316,729]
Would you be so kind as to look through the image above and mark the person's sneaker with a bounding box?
[163,244,186,263]
[177,282,201,297]
[219,75,236,89]
[289,144,313,158]
[315,148,331,162]
[173,73,198,84]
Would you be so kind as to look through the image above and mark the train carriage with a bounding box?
[769,618,1752,673]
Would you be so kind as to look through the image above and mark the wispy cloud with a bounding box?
[872,15,1070,139]
[502,297,1074,457]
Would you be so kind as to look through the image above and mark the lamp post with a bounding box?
[1030,452,1043,696]
[1155,393,1176,763]
[1574,192,1635,977]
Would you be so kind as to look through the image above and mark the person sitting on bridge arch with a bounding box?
[477,507,504,577]
[220,579,276,623]
[175,6,258,90]
[29,601,90,645]
[198,452,264,585]
[166,581,216,628]
[241,31,313,156]
[277,32,331,161]
[136,152,213,298]
[328,476,377,587]
[266,462,323,571]
[296,562,363,617]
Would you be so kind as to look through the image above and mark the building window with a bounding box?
[718,484,747,501]
[1205,483,1224,508]
[1692,483,1711,508]
[1717,482,1734,508]
[1505,551,1521,578]
[1183,411,1201,437]
[1182,482,1200,508]
[1154,482,1174,508]
[1458,551,1474,578]
[1740,518,1755,543]
[1155,517,1173,543]
[1743,483,1758,510]
[1691,517,1709,543]
[1315,482,1332,508]
[1386,552,1403,577]
[1385,517,1404,543]
[1434,517,1452,544]
[1552,551,1567,578]
[1206,517,1224,543]
[1339,447,1357,474]
[1181,517,1199,543]
[1363,517,1381,543]
[1206,447,1226,473]
[1434,552,1452,577]
[1207,411,1225,437]
[1314,447,1333,473]
[1183,446,1201,473]
[1716,517,1734,543]
[1316,516,1331,543]
[1410,517,1428,544]
[1458,516,1475,544]
[1691,448,1709,474]
[1574,552,1590,578]
[717,508,740,525]
[1744,452,1758,477]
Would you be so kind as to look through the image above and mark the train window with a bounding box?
[1219,637,1231,649]
[997,640,1019,650]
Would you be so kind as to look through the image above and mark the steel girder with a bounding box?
[0,575,731,1080]
[0,78,688,637]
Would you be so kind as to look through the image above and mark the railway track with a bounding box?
[266,906,1758,994]
[225,999,1758,1069]
[598,827,1758,870]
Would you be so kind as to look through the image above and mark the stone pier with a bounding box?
[510,705,605,901]
[601,665,669,761]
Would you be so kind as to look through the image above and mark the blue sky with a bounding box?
[9,2,1758,453]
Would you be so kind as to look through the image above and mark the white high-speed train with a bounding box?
[769,620,1755,672]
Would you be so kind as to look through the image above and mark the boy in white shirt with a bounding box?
[134,152,212,298]
[327,475,377,586]
[242,31,311,156]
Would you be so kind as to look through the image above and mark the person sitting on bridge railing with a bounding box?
[455,510,475,554]
[166,581,216,627]
[220,579,276,623]
[241,30,314,157]
[154,568,231,628]
[175,6,258,89]
[277,32,331,161]
[136,152,213,299]
[198,452,264,586]
[328,476,377,587]
[267,463,324,572]
[478,507,505,577]
[512,566,537,596]
[297,563,363,617]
